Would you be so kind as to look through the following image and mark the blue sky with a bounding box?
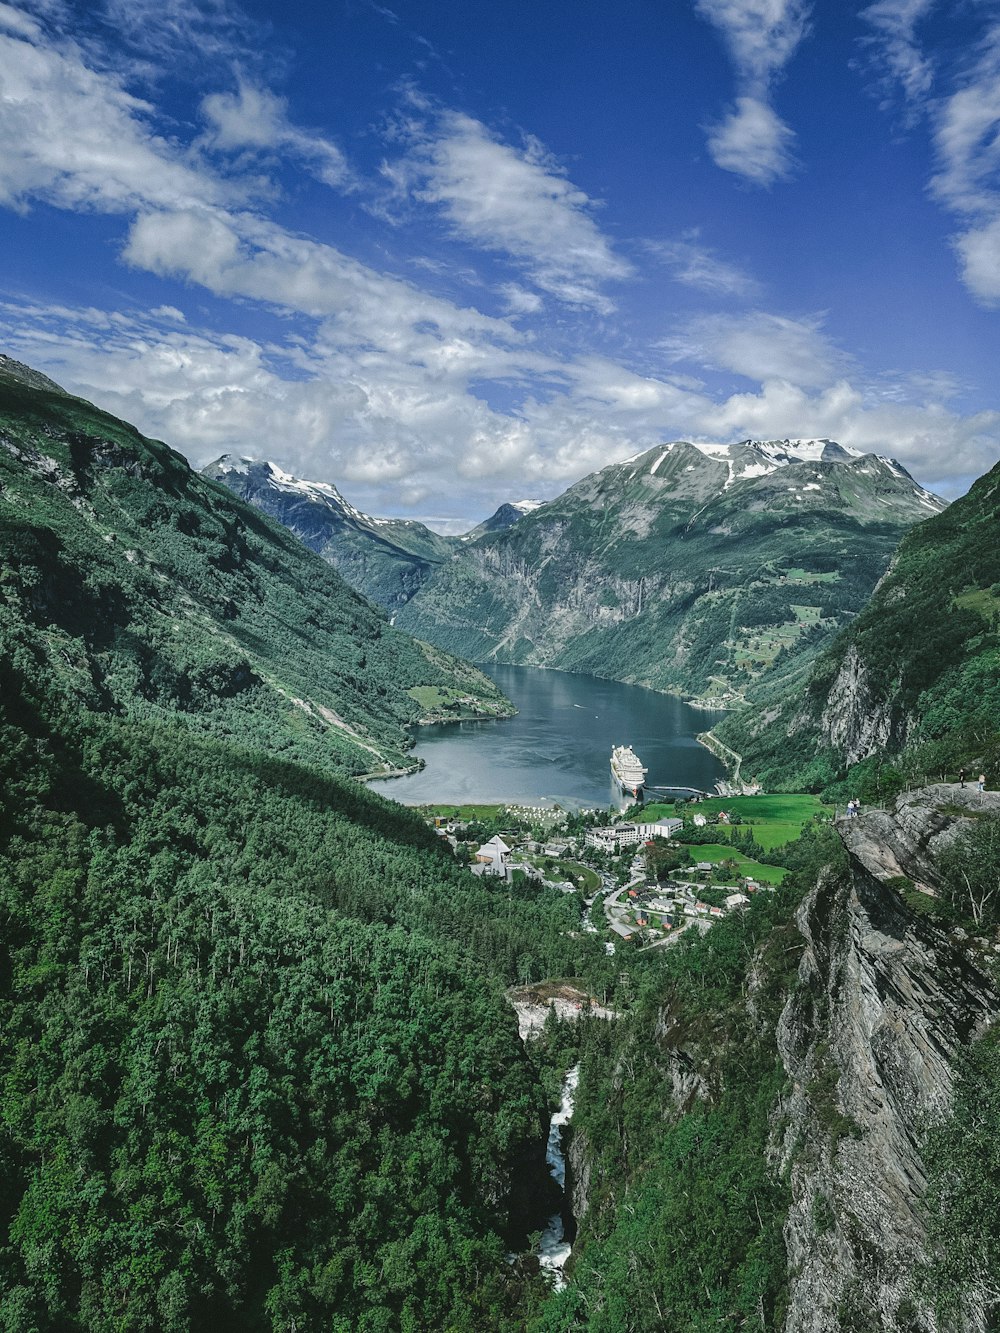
[2,0,1000,527]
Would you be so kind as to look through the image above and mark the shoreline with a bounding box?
[364,661,731,802]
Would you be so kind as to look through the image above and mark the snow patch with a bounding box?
[649,450,670,476]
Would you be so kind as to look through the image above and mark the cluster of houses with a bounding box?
[439,810,771,952]
[609,876,760,942]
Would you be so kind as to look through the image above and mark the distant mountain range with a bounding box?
[203,456,544,609]
[208,438,944,706]
[395,438,945,700]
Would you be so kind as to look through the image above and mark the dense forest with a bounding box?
[0,635,622,1330]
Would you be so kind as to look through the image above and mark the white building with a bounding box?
[474,835,511,877]
[585,827,621,852]
[634,818,683,840]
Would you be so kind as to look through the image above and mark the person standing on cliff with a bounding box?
[978,773,986,793]
[959,767,966,787]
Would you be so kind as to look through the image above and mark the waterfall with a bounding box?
[536,1064,580,1288]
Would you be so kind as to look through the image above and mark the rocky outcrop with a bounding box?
[818,644,904,765]
[565,1126,592,1225]
[841,783,1000,891]
[774,794,999,1332]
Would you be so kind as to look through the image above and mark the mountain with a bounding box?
[202,455,456,609]
[462,498,545,541]
[0,366,511,780]
[716,454,1000,795]
[395,438,945,701]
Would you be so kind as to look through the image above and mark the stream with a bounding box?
[536,1065,580,1288]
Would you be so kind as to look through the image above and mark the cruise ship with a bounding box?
[610,744,647,798]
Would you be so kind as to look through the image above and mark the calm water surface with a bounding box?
[370,663,727,808]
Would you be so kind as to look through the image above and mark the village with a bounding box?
[420,796,800,953]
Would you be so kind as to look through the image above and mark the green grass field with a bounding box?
[643,793,831,852]
[528,858,601,892]
[679,844,787,884]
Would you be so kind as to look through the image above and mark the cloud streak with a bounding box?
[927,28,1000,305]
[695,0,808,185]
[859,0,936,108]
[201,80,351,188]
[385,109,633,312]
[646,235,761,298]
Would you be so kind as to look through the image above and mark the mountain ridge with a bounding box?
[394,436,945,703]
[715,452,1000,795]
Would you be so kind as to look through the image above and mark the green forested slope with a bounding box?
[717,458,1000,795]
[0,359,608,1328]
[0,366,510,781]
[0,637,609,1330]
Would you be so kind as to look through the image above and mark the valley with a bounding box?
[2,357,999,1333]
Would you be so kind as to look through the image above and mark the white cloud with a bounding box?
[697,376,999,494]
[859,0,936,107]
[499,283,545,315]
[694,0,807,184]
[3,297,996,516]
[646,235,761,298]
[663,311,848,389]
[0,24,234,213]
[201,81,350,188]
[704,97,796,187]
[928,28,1000,304]
[694,0,809,88]
[0,2,45,38]
[97,0,266,69]
[387,110,633,312]
[951,216,1000,304]
[121,208,529,362]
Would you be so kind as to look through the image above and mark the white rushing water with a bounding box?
[536,1065,580,1288]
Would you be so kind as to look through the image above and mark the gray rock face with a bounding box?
[0,353,67,395]
[840,783,1000,891]
[775,795,999,1332]
[566,1127,592,1225]
[819,644,903,764]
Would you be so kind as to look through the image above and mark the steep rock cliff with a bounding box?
[774,792,1000,1331]
[818,643,904,765]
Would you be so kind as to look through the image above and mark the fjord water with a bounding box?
[370,663,727,808]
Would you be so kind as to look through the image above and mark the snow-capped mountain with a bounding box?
[396,438,947,698]
[462,498,546,541]
[202,456,455,608]
[611,439,945,511]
